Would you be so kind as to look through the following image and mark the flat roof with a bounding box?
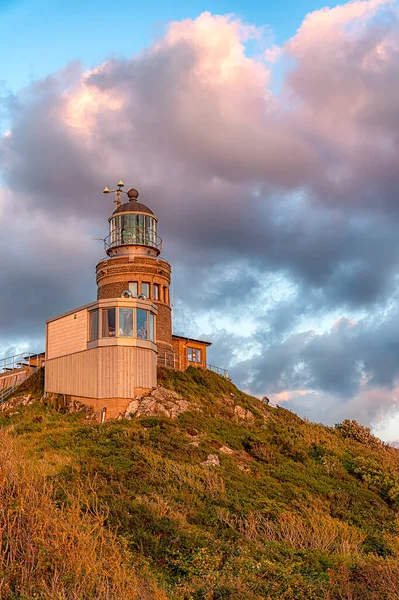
[46,297,158,324]
[172,334,212,347]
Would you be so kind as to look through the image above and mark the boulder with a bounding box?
[234,405,255,423]
[125,387,189,419]
[200,454,220,467]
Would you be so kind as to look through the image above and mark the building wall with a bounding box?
[96,255,172,350]
[47,309,87,360]
[70,396,132,420]
[170,338,209,370]
[45,345,156,400]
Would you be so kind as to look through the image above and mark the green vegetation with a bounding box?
[2,366,399,599]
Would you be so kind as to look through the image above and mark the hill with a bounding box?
[1,366,399,599]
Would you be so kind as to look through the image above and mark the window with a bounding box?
[89,310,99,341]
[188,347,201,363]
[119,308,133,337]
[129,282,138,297]
[141,282,150,298]
[136,309,148,339]
[149,313,155,342]
[102,308,116,337]
[164,286,169,305]
[153,284,159,300]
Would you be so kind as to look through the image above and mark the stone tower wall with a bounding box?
[96,255,172,352]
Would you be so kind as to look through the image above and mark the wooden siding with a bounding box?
[45,345,156,399]
[47,310,87,359]
[172,338,208,370]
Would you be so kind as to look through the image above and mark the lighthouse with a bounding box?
[44,182,217,421]
[96,183,172,355]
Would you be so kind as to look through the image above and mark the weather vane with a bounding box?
[103,180,139,207]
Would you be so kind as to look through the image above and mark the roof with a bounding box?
[172,334,212,347]
[112,200,154,216]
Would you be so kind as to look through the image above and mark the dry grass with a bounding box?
[216,506,365,555]
[0,432,167,600]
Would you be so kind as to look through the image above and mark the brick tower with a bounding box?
[96,183,172,355]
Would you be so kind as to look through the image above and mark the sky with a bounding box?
[1,0,399,440]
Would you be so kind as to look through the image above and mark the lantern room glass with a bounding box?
[109,214,157,248]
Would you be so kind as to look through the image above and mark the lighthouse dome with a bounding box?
[106,188,161,256]
[112,189,155,216]
[113,201,154,216]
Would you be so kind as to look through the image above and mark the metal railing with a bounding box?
[157,351,228,378]
[0,352,45,405]
[0,352,45,374]
[104,230,162,254]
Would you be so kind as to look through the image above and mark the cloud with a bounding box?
[1,3,399,437]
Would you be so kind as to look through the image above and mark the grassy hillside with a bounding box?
[2,366,399,599]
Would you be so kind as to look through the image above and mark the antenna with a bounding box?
[103,180,130,207]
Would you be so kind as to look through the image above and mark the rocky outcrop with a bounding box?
[219,445,234,455]
[0,394,36,413]
[125,387,190,419]
[200,454,220,467]
[234,404,255,423]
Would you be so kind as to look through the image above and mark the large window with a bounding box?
[136,309,148,339]
[119,308,133,337]
[102,308,116,337]
[88,306,154,342]
[89,310,99,342]
[188,347,201,363]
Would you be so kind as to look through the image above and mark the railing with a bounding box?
[0,352,45,405]
[0,352,45,374]
[157,351,229,378]
[0,372,31,404]
[104,230,162,254]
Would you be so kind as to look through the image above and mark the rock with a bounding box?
[219,445,234,455]
[188,441,200,447]
[200,454,220,467]
[186,427,199,436]
[125,386,189,419]
[234,405,255,423]
[0,394,34,412]
[238,463,251,473]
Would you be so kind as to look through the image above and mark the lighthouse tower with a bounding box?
[96,184,172,355]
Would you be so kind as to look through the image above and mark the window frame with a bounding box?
[128,282,138,297]
[188,347,201,363]
[141,282,150,299]
[88,305,155,343]
[118,307,134,337]
[101,307,116,338]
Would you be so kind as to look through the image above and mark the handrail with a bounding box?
[104,230,162,254]
[0,371,30,404]
[0,352,45,405]
[0,352,45,374]
[157,351,228,378]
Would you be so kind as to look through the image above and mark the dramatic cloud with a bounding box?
[1,0,399,438]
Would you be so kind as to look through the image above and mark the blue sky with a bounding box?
[0,0,342,92]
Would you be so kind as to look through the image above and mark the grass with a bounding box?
[1,366,399,598]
